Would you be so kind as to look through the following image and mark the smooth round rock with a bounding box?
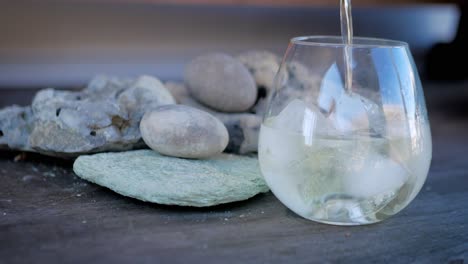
[140,105,229,159]
[184,53,257,112]
[73,150,269,207]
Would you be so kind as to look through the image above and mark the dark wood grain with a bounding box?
[0,83,467,264]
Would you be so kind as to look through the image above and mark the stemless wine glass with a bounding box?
[258,36,432,225]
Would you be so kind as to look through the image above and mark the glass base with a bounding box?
[298,194,392,226]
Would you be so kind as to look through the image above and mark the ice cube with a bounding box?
[263,99,323,167]
[261,100,333,208]
[271,99,310,133]
[323,91,387,136]
[318,63,344,114]
[331,92,368,133]
[271,99,334,140]
[318,63,386,135]
[344,153,409,198]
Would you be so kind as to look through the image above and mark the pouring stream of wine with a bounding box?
[340,0,353,93]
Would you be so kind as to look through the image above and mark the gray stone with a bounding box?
[0,75,175,157]
[177,94,261,154]
[85,75,133,98]
[118,75,176,123]
[140,105,229,159]
[0,105,34,151]
[30,88,130,156]
[73,150,269,207]
[237,50,284,115]
[185,53,257,112]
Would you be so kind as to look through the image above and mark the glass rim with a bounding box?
[291,36,409,48]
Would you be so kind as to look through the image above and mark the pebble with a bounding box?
[184,53,257,112]
[176,94,262,154]
[140,105,229,159]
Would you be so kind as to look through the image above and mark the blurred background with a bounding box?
[0,0,465,90]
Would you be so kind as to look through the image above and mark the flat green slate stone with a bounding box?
[73,150,269,207]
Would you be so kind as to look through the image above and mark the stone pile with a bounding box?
[1,50,324,206]
[0,50,288,157]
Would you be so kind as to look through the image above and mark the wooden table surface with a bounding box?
[0,83,467,263]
